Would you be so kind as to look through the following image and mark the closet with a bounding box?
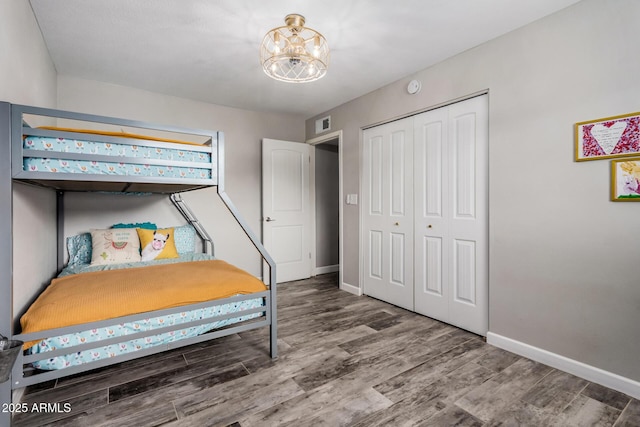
[362,95,488,336]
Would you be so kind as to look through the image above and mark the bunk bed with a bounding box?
[0,102,276,421]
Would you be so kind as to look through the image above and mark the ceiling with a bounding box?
[29,0,581,118]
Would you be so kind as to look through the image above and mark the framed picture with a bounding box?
[611,157,640,201]
[575,112,640,161]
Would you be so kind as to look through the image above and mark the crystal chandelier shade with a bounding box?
[261,14,329,83]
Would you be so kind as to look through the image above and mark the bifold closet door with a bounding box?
[362,119,414,310]
[414,95,488,336]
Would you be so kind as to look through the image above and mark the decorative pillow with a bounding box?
[112,222,157,230]
[67,233,92,267]
[173,224,196,254]
[90,228,141,265]
[137,228,179,262]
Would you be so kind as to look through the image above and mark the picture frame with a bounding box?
[575,112,640,161]
[611,157,640,201]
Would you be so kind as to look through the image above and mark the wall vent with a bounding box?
[315,116,331,134]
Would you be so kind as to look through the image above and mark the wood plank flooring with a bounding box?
[12,273,640,426]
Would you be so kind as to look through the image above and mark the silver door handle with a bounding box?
[265,217,276,222]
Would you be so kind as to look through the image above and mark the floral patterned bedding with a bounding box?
[22,135,215,180]
[26,256,265,370]
[27,298,264,370]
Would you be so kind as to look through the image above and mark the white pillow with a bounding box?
[90,228,141,265]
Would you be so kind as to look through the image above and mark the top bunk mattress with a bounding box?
[10,104,222,193]
[23,133,213,180]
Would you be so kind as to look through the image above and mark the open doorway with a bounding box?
[314,139,339,273]
[308,130,343,288]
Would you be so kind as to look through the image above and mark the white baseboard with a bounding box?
[487,332,640,400]
[313,264,339,276]
[340,281,362,296]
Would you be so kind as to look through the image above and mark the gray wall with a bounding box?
[0,2,57,106]
[1,1,58,323]
[306,0,640,382]
[0,1,58,418]
[315,143,339,268]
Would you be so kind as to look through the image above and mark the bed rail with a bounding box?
[11,292,270,388]
[171,193,215,256]
[213,132,278,358]
[0,103,13,427]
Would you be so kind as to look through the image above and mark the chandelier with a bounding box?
[260,14,329,83]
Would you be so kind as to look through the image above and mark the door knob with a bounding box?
[394,222,399,226]
[427,224,432,228]
[265,217,276,222]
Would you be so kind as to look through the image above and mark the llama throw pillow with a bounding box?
[137,228,179,262]
[90,228,141,265]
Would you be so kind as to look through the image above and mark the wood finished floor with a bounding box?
[13,273,640,427]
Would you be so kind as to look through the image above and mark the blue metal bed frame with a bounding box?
[0,102,277,426]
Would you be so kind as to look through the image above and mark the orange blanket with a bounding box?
[20,260,266,348]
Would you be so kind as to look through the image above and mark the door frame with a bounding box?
[307,130,344,290]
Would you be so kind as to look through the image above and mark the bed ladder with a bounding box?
[170,193,214,256]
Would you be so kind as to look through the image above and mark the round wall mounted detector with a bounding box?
[407,79,421,94]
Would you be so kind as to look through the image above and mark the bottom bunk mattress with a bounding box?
[20,259,267,370]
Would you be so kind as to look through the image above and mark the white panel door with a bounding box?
[414,106,450,322]
[414,95,488,335]
[262,139,311,283]
[447,96,488,335]
[362,118,414,310]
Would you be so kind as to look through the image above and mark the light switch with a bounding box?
[346,194,358,205]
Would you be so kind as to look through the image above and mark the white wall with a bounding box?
[57,76,306,277]
[0,1,58,322]
[306,0,640,383]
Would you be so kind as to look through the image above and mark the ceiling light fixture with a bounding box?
[260,14,329,83]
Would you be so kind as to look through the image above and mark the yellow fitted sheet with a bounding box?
[38,126,204,146]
